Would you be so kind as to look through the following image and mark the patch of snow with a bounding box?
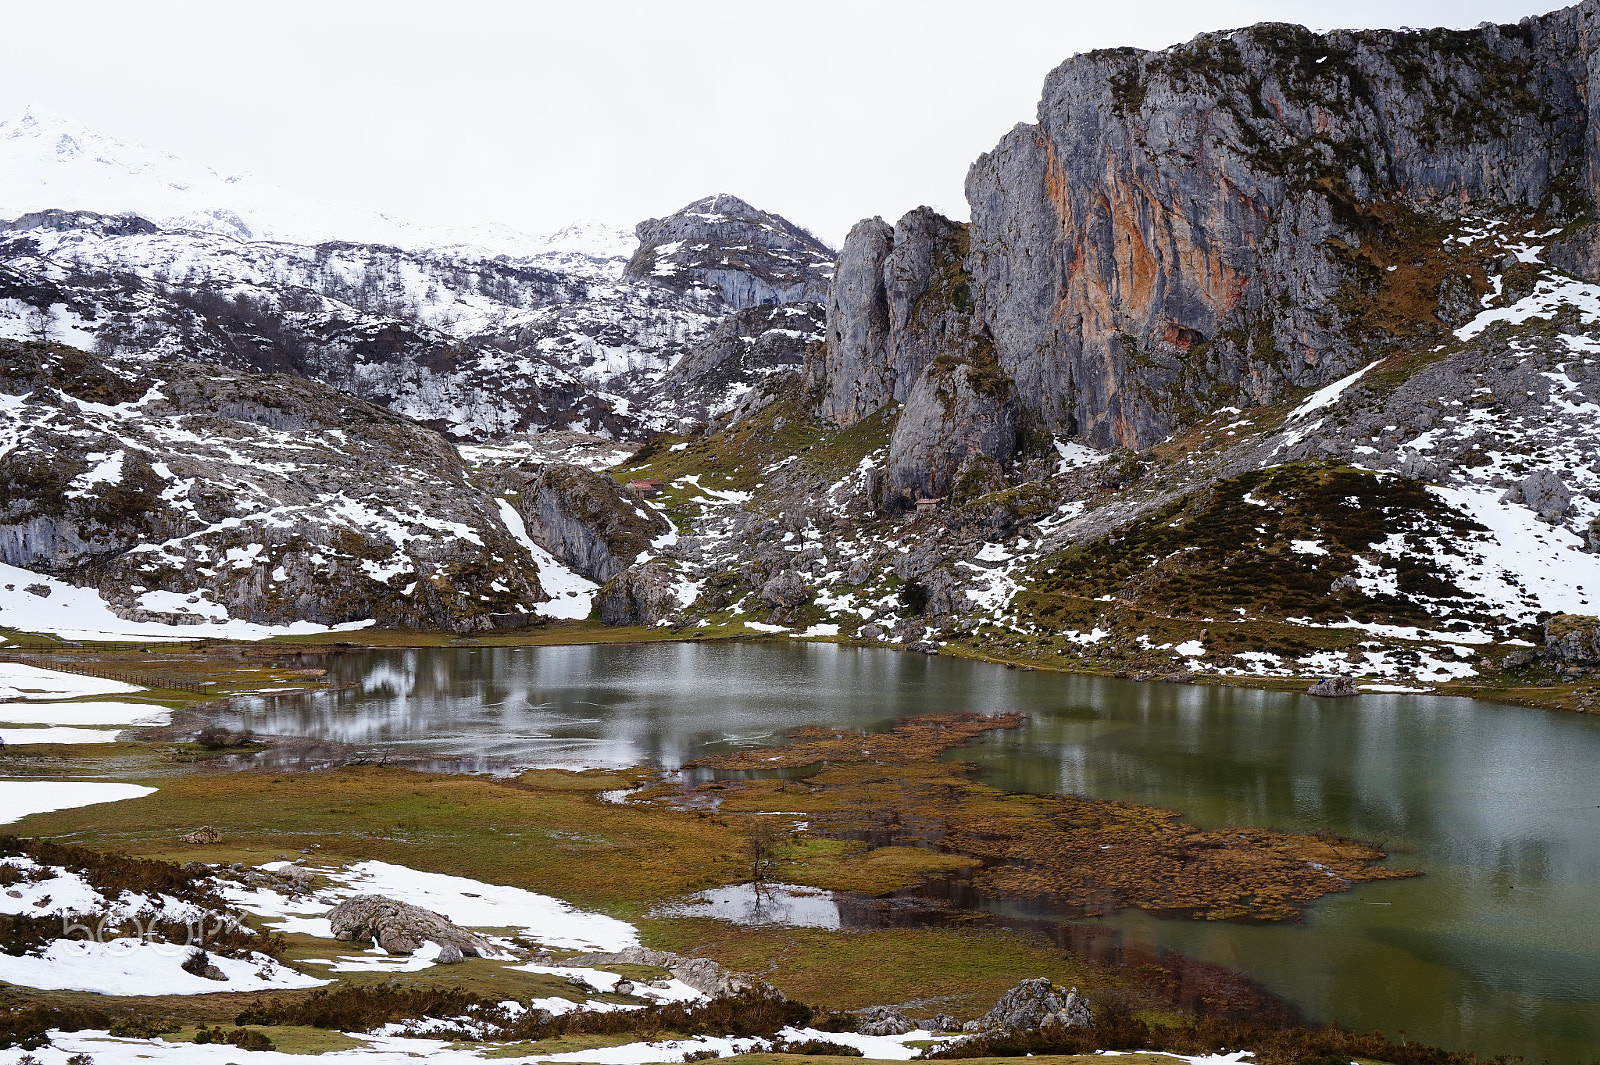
[232,859,638,954]
[497,499,597,620]
[1286,359,1382,421]
[0,660,143,699]
[0,561,375,641]
[1455,275,1600,340]
[0,780,156,825]
[0,938,323,995]
[1053,439,1108,473]
[0,726,127,745]
[0,700,170,726]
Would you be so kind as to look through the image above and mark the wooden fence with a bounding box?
[0,655,217,694]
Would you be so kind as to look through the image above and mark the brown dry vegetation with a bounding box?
[669,715,1412,922]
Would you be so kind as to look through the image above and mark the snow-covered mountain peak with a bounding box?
[0,106,613,259]
[0,105,228,207]
[538,219,637,259]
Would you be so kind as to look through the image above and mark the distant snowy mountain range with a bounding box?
[0,107,833,439]
[0,106,636,259]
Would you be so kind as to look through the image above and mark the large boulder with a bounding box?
[1502,470,1572,522]
[325,894,495,957]
[975,978,1092,1031]
[1308,677,1360,697]
[855,1006,917,1036]
[759,570,809,609]
[512,464,669,582]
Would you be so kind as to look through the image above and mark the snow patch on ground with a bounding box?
[0,726,128,744]
[497,499,597,620]
[0,939,323,996]
[1286,359,1383,421]
[0,561,375,641]
[0,660,142,699]
[227,860,638,958]
[0,700,170,726]
[0,781,156,825]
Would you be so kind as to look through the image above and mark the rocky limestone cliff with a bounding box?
[597,562,685,626]
[508,463,668,583]
[0,341,550,632]
[812,208,976,427]
[886,354,1020,503]
[625,194,835,310]
[824,5,1600,451]
[967,10,1599,449]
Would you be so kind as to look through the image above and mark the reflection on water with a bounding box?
[212,642,1600,1063]
[655,882,843,929]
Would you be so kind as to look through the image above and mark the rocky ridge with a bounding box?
[0,342,561,633]
[625,194,834,310]
[822,4,1600,462]
[0,192,833,441]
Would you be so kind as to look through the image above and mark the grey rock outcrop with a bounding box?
[815,218,894,425]
[0,343,549,633]
[656,303,825,424]
[625,194,835,311]
[886,358,1020,503]
[759,570,809,609]
[975,978,1092,1031]
[597,562,685,626]
[561,946,757,997]
[855,1006,916,1036]
[1308,677,1360,697]
[325,894,495,956]
[812,208,975,427]
[512,464,669,582]
[1545,613,1600,665]
[1502,648,1544,670]
[1502,470,1573,522]
[958,13,1599,450]
[807,11,1600,456]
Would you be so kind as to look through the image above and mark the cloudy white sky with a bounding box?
[0,0,1559,246]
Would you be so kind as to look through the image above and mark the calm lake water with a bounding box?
[217,642,1600,1063]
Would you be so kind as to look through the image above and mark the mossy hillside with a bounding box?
[620,388,896,502]
[1028,462,1483,627]
[1323,198,1489,344]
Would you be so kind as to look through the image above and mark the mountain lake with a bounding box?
[205,641,1600,1063]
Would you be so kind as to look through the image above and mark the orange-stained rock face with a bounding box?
[960,13,1595,449]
